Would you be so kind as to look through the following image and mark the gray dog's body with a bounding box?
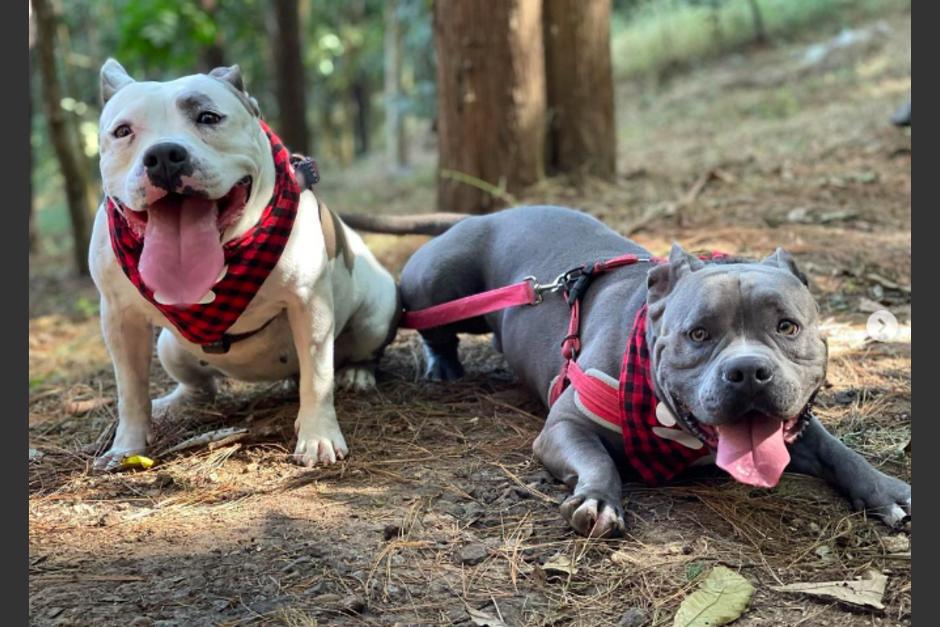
[398,206,911,536]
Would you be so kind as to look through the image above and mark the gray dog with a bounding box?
[390,205,911,537]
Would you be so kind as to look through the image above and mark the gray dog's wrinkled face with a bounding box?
[646,245,828,486]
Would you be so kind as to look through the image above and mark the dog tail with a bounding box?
[338,212,468,236]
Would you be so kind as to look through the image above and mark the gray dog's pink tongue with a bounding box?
[715,415,790,488]
[139,196,224,305]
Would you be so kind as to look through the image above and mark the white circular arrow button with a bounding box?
[867,309,899,342]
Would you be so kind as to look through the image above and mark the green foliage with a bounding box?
[611,0,911,80]
[73,296,100,319]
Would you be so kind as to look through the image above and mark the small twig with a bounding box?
[162,427,249,455]
[626,168,728,235]
[440,169,518,205]
[491,462,555,503]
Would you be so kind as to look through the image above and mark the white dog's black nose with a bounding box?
[721,355,775,393]
[143,142,192,190]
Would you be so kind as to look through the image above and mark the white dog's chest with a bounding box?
[187,312,300,381]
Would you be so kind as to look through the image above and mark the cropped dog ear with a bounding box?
[100,58,135,106]
[647,243,704,302]
[209,65,261,117]
[247,96,261,117]
[761,247,808,286]
[209,64,244,91]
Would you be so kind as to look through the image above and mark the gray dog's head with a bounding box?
[646,244,827,487]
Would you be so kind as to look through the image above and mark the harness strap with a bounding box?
[566,360,620,423]
[200,315,279,354]
[549,256,655,406]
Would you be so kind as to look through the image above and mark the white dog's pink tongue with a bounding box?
[139,196,223,305]
[715,415,790,488]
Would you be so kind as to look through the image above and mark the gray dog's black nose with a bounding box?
[143,142,191,190]
[721,355,775,392]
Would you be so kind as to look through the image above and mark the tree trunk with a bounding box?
[543,0,616,180]
[350,74,371,157]
[708,2,723,48]
[269,0,309,153]
[747,0,768,44]
[384,0,408,171]
[433,0,546,213]
[32,0,90,275]
[199,0,226,71]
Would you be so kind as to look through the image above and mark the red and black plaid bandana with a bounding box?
[618,305,711,485]
[106,119,299,348]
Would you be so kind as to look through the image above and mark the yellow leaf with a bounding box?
[121,455,155,470]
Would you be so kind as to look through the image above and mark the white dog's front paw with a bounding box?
[335,366,376,392]
[93,426,152,472]
[293,419,348,467]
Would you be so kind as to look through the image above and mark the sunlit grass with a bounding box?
[611,0,910,80]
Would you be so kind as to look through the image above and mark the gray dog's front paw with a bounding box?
[560,491,627,538]
[849,472,911,528]
[421,342,464,381]
[424,353,464,381]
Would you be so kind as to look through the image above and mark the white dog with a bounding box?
[89,59,399,469]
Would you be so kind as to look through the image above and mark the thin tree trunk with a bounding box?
[543,0,616,180]
[433,0,545,213]
[33,0,90,275]
[384,0,408,171]
[199,0,226,70]
[350,75,371,157]
[705,1,723,48]
[747,0,767,44]
[269,0,309,153]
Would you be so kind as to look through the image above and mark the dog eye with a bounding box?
[196,111,223,125]
[112,124,132,139]
[777,319,800,336]
[688,327,710,343]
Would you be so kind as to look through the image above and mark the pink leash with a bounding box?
[400,253,660,330]
[400,279,540,330]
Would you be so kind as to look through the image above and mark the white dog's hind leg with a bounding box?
[95,299,155,471]
[334,280,398,393]
[287,284,348,467]
[153,328,218,420]
[334,327,380,392]
[335,364,377,392]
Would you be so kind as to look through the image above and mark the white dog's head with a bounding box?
[98,59,276,305]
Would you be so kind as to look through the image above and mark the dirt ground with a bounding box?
[29,11,911,627]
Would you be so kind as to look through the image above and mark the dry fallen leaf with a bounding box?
[673,566,754,627]
[64,396,114,415]
[771,569,887,610]
[541,553,578,577]
[466,605,509,627]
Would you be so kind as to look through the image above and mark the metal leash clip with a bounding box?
[525,273,568,305]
